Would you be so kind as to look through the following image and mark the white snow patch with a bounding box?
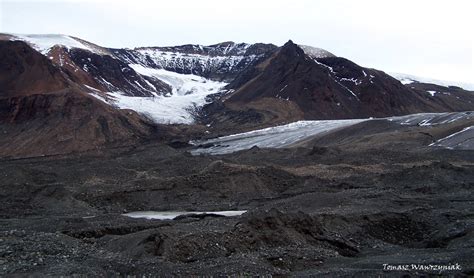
[427,90,437,96]
[298,45,335,59]
[123,210,247,220]
[340,77,362,86]
[10,34,93,54]
[279,84,288,92]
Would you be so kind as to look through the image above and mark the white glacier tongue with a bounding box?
[190,119,367,155]
[130,64,226,96]
[191,112,474,155]
[99,64,227,124]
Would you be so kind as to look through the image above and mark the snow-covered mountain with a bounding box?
[112,42,276,81]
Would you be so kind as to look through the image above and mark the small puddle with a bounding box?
[122,210,247,220]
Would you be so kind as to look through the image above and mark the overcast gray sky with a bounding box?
[1,0,473,83]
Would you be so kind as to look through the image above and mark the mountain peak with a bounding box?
[279,39,305,58]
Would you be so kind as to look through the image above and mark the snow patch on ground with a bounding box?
[427,90,438,96]
[123,210,247,220]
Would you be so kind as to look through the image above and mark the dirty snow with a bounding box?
[429,125,474,150]
[191,112,473,155]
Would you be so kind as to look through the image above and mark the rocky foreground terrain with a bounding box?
[1,33,473,276]
[1,118,473,276]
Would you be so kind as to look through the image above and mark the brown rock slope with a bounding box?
[0,41,158,158]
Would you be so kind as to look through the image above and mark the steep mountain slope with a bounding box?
[0,41,158,158]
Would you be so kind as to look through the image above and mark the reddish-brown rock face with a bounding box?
[0,41,157,158]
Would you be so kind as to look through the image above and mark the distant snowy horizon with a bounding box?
[389,72,474,91]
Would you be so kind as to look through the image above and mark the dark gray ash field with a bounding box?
[0,33,473,276]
